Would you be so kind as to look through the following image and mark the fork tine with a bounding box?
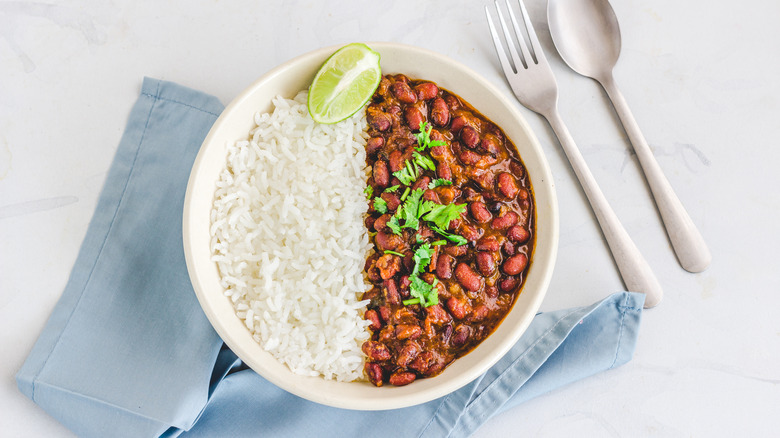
[485,7,517,78]
[494,1,528,71]
[503,0,534,67]
[515,0,549,66]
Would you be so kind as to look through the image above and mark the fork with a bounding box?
[485,0,662,308]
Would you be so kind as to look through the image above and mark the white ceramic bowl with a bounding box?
[183,42,558,410]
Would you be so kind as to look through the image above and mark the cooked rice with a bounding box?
[210,90,372,381]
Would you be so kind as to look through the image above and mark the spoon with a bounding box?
[547,0,711,273]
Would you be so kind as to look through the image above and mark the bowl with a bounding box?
[183,42,558,410]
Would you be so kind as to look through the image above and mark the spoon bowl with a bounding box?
[547,0,621,80]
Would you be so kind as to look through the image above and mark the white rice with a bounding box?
[210,90,373,381]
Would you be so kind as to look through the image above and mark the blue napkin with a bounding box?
[16,78,644,438]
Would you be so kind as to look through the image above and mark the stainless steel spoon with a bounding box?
[547,0,711,273]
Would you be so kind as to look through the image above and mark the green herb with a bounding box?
[385,185,400,193]
[414,121,446,152]
[383,250,405,257]
[402,298,420,306]
[411,243,434,276]
[393,160,418,186]
[373,197,388,214]
[408,276,439,307]
[430,225,469,246]
[431,239,447,246]
[428,178,452,189]
[401,188,426,231]
[364,185,373,199]
[387,214,402,235]
[422,203,466,230]
[400,187,410,201]
[416,233,424,244]
[413,151,436,172]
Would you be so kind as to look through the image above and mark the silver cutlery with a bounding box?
[485,0,662,307]
[547,0,711,273]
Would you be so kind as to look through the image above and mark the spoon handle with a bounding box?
[599,74,711,273]
[545,107,662,308]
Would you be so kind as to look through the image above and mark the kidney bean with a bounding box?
[460,126,480,148]
[469,201,492,224]
[509,160,525,178]
[507,225,530,244]
[451,325,471,347]
[491,211,519,230]
[479,134,500,156]
[365,362,384,387]
[476,236,502,252]
[414,82,439,100]
[412,176,432,191]
[426,304,452,325]
[375,230,403,252]
[388,371,416,386]
[392,81,418,104]
[470,304,489,322]
[373,159,389,188]
[409,351,434,374]
[396,341,421,367]
[436,253,453,279]
[404,106,424,130]
[395,324,422,340]
[503,240,516,256]
[377,255,401,280]
[384,278,401,305]
[460,224,483,242]
[476,251,496,276]
[446,297,471,320]
[362,340,391,361]
[399,275,411,291]
[444,244,467,257]
[364,216,376,232]
[377,306,391,323]
[498,276,520,293]
[431,97,450,127]
[502,253,528,276]
[373,214,390,232]
[365,309,382,330]
[485,285,499,299]
[366,136,384,155]
[423,189,441,204]
[454,263,483,292]
[388,150,404,173]
[450,116,466,133]
[496,172,520,199]
[436,161,452,181]
[380,192,401,211]
[367,111,391,132]
[458,149,481,165]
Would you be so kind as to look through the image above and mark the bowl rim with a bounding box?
[183,41,559,410]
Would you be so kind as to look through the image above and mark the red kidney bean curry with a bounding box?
[361,74,535,387]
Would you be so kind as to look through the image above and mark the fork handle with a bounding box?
[600,73,711,273]
[545,108,662,308]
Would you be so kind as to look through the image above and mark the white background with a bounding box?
[1,0,778,436]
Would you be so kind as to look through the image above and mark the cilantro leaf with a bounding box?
[422,203,466,230]
[411,243,434,276]
[401,188,425,231]
[387,215,402,235]
[385,185,400,193]
[428,178,452,189]
[414,121,447,152]
[413,151,436,172]
[364,185,373,199]
[430,225,469,246]
[393,160,419,186]
[373,197,388,214]
[384,250,405,256]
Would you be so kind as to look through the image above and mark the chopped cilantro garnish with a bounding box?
[364,185,373,199]
[431,239,447,246]
[411,243,434,276]
[393,160,418,186]
[408,275,439,307]
[383,250,405,257]
[430,225,469,246]
[401,189,426,231]
[415,121,446,151]
[373,197,388,214]
[387,215,402,235]
[402,298,420,306]
[413,151,436,172]
[400,187,410,201]
[385,185,400,193]
[428,178,452,189]
[422,203,466,230]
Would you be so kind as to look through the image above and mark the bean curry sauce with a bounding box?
[361,74,534,387]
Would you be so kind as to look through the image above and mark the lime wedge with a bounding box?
[307,43,382,124]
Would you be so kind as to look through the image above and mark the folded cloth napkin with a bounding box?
[17,78,644,438]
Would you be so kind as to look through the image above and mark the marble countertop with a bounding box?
[2,0,778,436]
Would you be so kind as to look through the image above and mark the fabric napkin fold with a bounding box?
[16,77,644,438]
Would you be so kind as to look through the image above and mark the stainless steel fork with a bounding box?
[486,0,662,308]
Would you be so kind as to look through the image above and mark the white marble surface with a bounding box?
[1,0,778,436]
